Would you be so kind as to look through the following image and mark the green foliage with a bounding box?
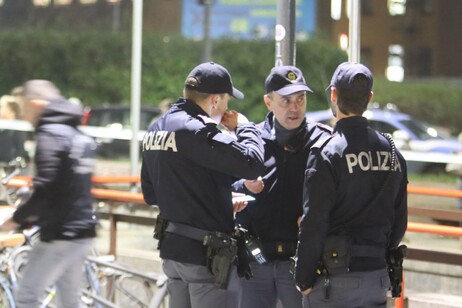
[1,30,461,133]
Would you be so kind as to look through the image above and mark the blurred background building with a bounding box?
[0,0,461,81]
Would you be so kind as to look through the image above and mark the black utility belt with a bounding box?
[165,222,230,244]
[261,241,297,257]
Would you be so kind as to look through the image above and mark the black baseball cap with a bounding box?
[184,62,244,100]
[326,62,373,92]
[265,66,313,95]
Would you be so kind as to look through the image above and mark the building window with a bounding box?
[33,0,52,6]
[331,0,342,21]
[388,0,406,16]
[339,33,349,50]
[386,44,405,82]
[54,0,72,5]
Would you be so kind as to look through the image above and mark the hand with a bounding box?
[302,288,312,295]
[296,285,313,295]
[244,176,264,194]
[221,110,239,132]
[231,192,248,213]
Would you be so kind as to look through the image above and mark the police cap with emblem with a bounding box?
[265,66,313,95]
[185,62,244,100]
[326,62,373,92]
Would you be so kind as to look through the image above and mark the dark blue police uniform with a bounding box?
[141,98,265,307]
[295,116,408,307]
[233,113,331,308]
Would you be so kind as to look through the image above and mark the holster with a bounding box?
[204,232,238,289]
[322,235,352,274]
[386,245,407,297]
[153,214,168,249]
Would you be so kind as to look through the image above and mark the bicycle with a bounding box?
[84,254,169,308]
[0,157,28,207]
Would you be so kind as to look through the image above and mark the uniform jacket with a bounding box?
[295,116,408,290]
[234,113,332,260]
[13,98,97,241]
[141,98,265,265]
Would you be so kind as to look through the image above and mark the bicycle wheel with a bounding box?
[0,274,15,308]
[8,245,31,282]
[116,274,154,307]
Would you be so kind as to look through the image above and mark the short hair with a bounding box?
[335,74,371,115]
[183,87,215,102]
[22,80,61,102]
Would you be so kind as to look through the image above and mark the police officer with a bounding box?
[234,66,331,308]
[294,62,408,307]
[141,62,265,308]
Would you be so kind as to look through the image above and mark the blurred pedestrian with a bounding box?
[234,65,332,308]
[294,62,408,307]
[141,62,265,308]
[0,80,98,308]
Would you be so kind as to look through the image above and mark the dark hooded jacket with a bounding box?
[13,98,97,241]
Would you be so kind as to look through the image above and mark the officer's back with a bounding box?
[141,62,265,308]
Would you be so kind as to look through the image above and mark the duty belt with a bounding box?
[166,221,228,243]
[351,245,386,258]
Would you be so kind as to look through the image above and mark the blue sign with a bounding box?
[182,0,316,40]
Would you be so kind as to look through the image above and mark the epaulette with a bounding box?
[315,122,334,133]
[197,114,217,125]
[312,135,334,150]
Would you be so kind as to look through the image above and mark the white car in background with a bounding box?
[305,103,462,174]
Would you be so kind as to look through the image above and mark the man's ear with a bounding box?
[368,91,374,103]
[263,94,272,111]
[210,94,219,109]
[330,88,337,105]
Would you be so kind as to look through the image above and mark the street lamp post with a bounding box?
[202,0,213,62]
[275,0,296,66]
[130,0,143,179]
[348,0,361,62]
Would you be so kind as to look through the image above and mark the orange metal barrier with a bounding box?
[407,221,462,237]
[407,186,462,198]
[91,188,144,204]
[92,176,140,185]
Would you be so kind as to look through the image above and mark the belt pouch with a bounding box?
[322,235,352,274]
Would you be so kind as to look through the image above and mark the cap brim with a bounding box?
[232,87,244,100]
[275,84,313,96]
